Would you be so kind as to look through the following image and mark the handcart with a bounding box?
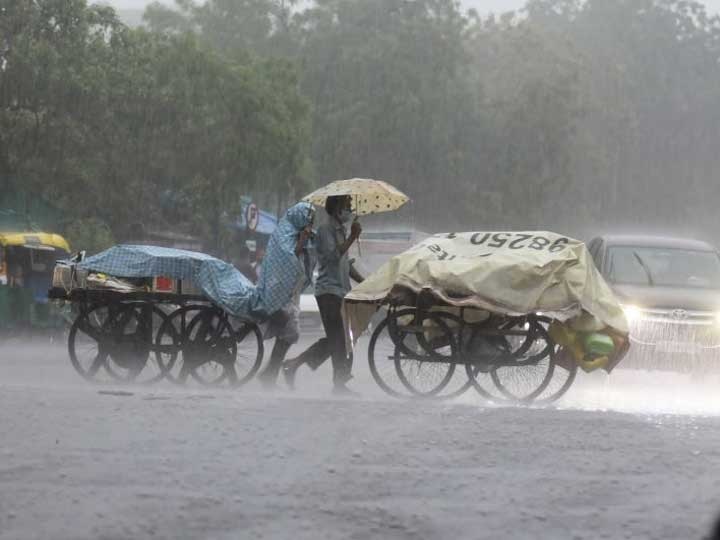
[49,251,265,387]
[345,231,630,404]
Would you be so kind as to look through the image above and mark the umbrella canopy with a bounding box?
[302,178,409,216]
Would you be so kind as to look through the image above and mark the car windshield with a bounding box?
[606,246,720,288]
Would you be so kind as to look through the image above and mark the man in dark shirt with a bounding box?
[257,222,314,388]
[283,195,363,395]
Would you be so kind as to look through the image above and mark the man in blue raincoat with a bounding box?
[256,203,316,387]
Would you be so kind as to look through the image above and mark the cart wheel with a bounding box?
[154,305,208,384]
[530,358,578,405]
[183,308,263,387]
[489,320,556,403]
[389,309,457,398]
[68,304,114,382]
[103,303,173,384]
[418,310,475,399]
[227,318,264,387]
[464,317,536,401]
[522,316,578,404]
[368,311,413,398]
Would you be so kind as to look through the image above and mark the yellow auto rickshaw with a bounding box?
[0,231,71,331]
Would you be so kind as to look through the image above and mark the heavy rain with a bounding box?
[2,1,720,539]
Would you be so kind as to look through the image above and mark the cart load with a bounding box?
[345,231,629,403]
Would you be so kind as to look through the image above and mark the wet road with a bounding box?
[1,338,720,540]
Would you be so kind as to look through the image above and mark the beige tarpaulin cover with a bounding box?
[344,231,628,341]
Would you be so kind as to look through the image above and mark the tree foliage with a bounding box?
[1,0,309,253]
[3,0,720,250]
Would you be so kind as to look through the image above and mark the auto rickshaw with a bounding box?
[0,231,71,332]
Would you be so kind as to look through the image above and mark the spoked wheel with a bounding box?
[418,311,475,399]
[465,316,578,405]
[102,303,173,384]
[464,317,556,403]
[368,312,412,398]
[226,317,264,386]
[68,304,114,382]
[489,319,556,403]
[368,309,457,399]
[464,317,535,401]
[160,306,263,387]
[524,318,578,405]
[463,331,511,401]
[183,308,236,385]
[154,305,208,385]
[529,355,578,405]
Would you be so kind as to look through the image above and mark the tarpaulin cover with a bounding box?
[78,203,314,320]
[344,231,628,340]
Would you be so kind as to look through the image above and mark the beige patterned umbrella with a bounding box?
[302,178,410,216]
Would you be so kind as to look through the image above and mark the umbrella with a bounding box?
[302,178,410,216]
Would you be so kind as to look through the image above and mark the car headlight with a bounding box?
[622,304,642,322]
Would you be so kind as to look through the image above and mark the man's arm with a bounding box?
[295,226,312,256]
[349,263,364,284]
[338,220,362,256]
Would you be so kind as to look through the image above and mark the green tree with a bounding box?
[144,0,301,57]
[0,0,123,198]
[538,0,720,231]
[1,0,310,254]
[296,0,479,227]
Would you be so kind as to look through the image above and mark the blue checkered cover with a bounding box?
[78,203,315,320]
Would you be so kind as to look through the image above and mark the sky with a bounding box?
[466,0,720,12]
[106,0,720,15]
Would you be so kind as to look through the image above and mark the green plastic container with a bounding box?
[583,333,615,356]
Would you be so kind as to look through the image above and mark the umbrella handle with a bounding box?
[352,212,362,257]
